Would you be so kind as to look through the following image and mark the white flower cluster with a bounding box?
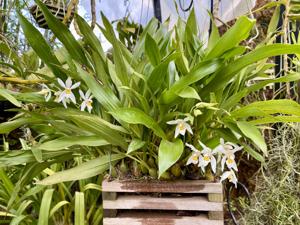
[39,77,93,113]
[167,117,243,188]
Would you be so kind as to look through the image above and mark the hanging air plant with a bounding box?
[30,0,75,29]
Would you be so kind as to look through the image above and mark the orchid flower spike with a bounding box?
[40,84,51,102]
[167,117,193,138]
[185,143,202,165]
[214,138,242,171]
[79,89,93,113]
[198,141,218,174]
[220,170,238,188]
[57,77,80,108]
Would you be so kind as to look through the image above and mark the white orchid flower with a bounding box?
[167,117,193,138]
[198,141,218,173]
[185,143,201,165]
[214,138,243,172]
[39,84,51,102]
[220,170,238,188]
[54,90,68,108]
[79,89,93,113]
[57,77,80,106]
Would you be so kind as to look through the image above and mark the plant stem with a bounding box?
[283,0,291,98]
[0,76,48,84]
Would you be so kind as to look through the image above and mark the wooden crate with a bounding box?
[102,179,224,225]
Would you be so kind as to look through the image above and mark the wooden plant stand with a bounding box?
[102,179,224,225]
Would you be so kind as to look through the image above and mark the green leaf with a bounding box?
[39,136,110,151]
[158,139,184,177]
[100,12,128,85]
[160,59,222,105]
[147,51,180,92]
[145,33,161,66]
[177,86,200,100]
[222,72,300,110]
[0,88,21,107]
[207,15,220,52]
[17,12,64,78]
[206,16,255,59]
[37,154,124,185]
[70,115,128,150]
[202,44,300,96]
[49,201,69,218]
[111,107,167,139]
[75,192,85,225]
[38,189,54,225]
[249,115,300,125]
[35,0,88,66]
[237,121,268,156]
[127,139,146,154]
[74,63,121,111]
[133,18,159,58]
[0,118,42,134]
[75,14,105,59]
[231,100,300,118]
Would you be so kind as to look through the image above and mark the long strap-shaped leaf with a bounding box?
[230,99,300,118]
[110,107,167,139]
[201,44,300,96]
[37,154,125,185]
[35,0,88,66]
[206,16,255,59]
[38,189,54,225]
[160,59,222,105]
[75,192,85,225]
[17,12,65,79]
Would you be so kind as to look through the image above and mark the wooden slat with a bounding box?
[102,180,222,194]
[104,213,224,225]
[208,193,224,220]
[103,195,223,211]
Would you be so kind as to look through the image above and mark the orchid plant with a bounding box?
[2,0,300,190]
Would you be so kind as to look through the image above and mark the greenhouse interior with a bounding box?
[0,0,299,224]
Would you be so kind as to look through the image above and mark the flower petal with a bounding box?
[221,156,226,171]
[179,127,186,136]
[214,145,225,154]
[227,160,238,171]
[57,78,66,88]
[58,91,66,103]
[220,171,231,182]
[210,156,217,174]
[167,119,181,125]
[185,143,199,152]
[185,123,193,135]
[79,90,85,99]
[69,92,76,104]
[66,77,72,88]
[71,81,81,89]
[62,99,68,108]
[174,127,180,138]
[81,102,86,111]
[86,89,91,98]
[87,105,93,113]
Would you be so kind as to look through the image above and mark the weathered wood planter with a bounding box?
[102,179,224,225]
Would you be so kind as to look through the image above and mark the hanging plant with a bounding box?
[30,0,75,29]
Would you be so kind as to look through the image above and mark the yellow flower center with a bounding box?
[87,100,92,107]
[192,155,198,161]
[227,158,234,164]
[178,122,185,131]
[65,88,72,94]
[203,155,210,161]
